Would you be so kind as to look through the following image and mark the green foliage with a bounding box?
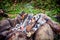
[31,0,57,9]
[45,8,60,23]
[0,0,60,23]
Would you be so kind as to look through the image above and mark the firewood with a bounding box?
[0,20,11,32]
[35,23,54,40]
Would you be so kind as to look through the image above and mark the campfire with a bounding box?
[0,12,60,40]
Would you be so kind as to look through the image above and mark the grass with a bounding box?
[0,3,60,23]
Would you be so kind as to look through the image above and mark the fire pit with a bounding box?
[0,12,60,40]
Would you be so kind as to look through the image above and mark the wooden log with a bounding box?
[0,20,11,32]
[35,23,54,40]
[6,31,27,40]
[7,18,18,27]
